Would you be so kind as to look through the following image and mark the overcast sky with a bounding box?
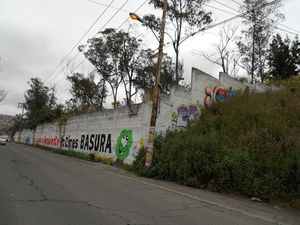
[0,0,299,116]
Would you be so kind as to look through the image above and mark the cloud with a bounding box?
[0,22,59,115]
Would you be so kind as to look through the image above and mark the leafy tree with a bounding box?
[291,36,300,72]
[67,72,107,111]
[143,0,212,84]
[81,28,142,107]
[118,31,141,106]
[267,34,299,80]
[24,78,62,129]
[135,48,182,94]
[237,0,283,83]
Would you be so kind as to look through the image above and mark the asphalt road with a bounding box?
[0,143,299,225]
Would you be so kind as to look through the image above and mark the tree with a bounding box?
[143,0,212,84]
[24,78,62,129]
[81,28,143,107]
[67,72,107,111]
[199,25,240,77]
[9,114,23,137]
[291,36,300,73]
[237,0,283,83]
[267,34,299,80]
[0,87,7,102]
[118,31,141,107]
[135,48,182,94]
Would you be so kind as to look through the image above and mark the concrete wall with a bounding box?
[15,67,270,164]
[15,129,35,144]
[155,68,270,133]
[15,102,152,164]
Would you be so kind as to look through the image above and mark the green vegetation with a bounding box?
[49,149,115,166]
[133,80,300,207]
[51,149,89,160]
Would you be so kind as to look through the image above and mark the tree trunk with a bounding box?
[175,49,179,84]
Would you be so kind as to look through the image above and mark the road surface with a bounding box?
[0,143,299,225]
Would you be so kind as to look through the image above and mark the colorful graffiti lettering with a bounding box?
[171,104,199,128]
[36,136,61,147]
[204,86,237,107]
[115,129,133,161]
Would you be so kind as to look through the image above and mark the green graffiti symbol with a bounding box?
[115,129,133,161]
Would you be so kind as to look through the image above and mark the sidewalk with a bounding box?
[69,157,300,225]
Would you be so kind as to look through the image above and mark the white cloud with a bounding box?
[0,0,299,115]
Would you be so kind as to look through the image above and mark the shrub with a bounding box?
[133,87,300,205]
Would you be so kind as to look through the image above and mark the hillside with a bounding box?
[134,79,300,207]
[0,114,14,134]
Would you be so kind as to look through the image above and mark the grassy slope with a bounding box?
[134,79,300,207]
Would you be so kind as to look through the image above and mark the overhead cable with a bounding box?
[44,0,117,83]
[48,0,131,85]
[54,0,148,89]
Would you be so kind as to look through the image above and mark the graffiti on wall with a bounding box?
[36,136,60,147]
[80,134,112,153]
[115,129,133,161]
[61,135,79,149]
[171,104,199,128]
[25,136,31,144]
[138,137,145,150]
[204,86,237,107]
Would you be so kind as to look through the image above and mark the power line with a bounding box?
[211,0,240,12]
[55,58,86,89]
[230,0,243,7]
[84,0,130,13]
[275,26,300,36]
[204,3,238,16]
[54,0,148,90]
[48,0,131,85]
[278,24,300,34]
[179,0,284,45]
[211,0,300,37]
[116,0,148,30]
[44,0,117,83]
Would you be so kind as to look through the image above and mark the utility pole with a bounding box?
[145,0,168,167]
[18,103,25,143]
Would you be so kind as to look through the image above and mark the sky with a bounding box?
[0,0,299,116]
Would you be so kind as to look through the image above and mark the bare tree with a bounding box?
[0,87,7,102]
[196,25,240,77]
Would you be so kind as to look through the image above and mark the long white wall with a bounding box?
[15,67,270,164]
[15,102,152,164]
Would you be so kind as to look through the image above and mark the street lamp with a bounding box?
[129,0,168,167]
[129,12,143,23]
[129,13,160,42]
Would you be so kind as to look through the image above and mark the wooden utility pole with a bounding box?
[18,103,25,142]
[145,0,168,167]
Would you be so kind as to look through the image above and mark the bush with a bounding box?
[133,87,300,205]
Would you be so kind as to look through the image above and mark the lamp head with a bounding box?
[129,13,143,23]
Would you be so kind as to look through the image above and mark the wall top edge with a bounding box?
[191,67,219,82]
